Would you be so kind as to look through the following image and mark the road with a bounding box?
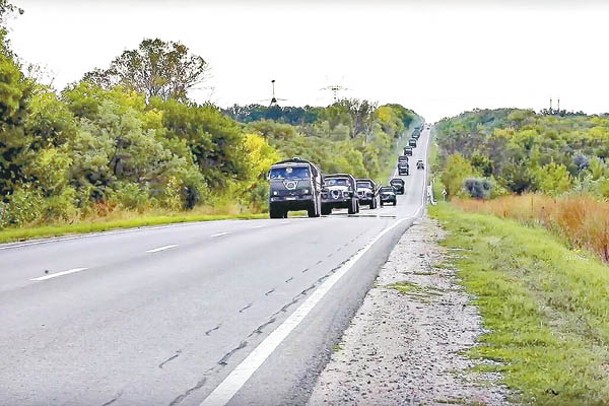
[0,128,430,406]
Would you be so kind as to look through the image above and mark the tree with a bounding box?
[83,38,209,102]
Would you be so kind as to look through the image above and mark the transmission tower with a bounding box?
[320,84,349,103]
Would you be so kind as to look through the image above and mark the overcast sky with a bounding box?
[8,0,609,122]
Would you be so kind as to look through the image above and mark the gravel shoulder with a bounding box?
[307,216,513,405]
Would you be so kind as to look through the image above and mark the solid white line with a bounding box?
[30,267,89,281]
[199,217,409,406]
[211,232,230,238]
[251,225,264,229]
[146,244,178,253]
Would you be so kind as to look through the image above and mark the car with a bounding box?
[389,178,405,194]
[379,186,397,206]
[403,146,413,156]
[267,157,323,218]
[355,178,378,209]
[321,173,360,215]
[416,160,425,170]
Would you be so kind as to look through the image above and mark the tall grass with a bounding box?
[454,194,609,263]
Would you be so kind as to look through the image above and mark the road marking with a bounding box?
[250,225,264,229]
[30,267,89,281]
[199,216,409,406]
[280,221,289,225]
[211,232,230,238]
[146,245,178,253]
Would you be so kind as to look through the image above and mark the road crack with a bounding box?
[205,323,222,336]
[239,303,253,313]
[159,350,182,369]
[218,341,248,366]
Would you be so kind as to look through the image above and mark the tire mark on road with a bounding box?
[285,276,294,283]
[265,288,275,296]
[101,392,122,406]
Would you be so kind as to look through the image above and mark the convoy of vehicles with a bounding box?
[268,124,425,217]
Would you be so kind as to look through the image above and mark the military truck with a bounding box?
[397,158,409,176]
[408,138,417,148]
[267,157,322,218]
[321,173,360,215]
[356,178,378,209]
[403,146,413,156]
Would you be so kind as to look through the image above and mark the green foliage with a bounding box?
[434,108,609,199]
[82,38,209,102]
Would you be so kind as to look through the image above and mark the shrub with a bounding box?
[463,177,492,199]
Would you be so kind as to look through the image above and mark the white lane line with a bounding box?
[280,221,289,224]
[30,267,89,281]
[250,225,264,229]
[199,216,409,406]
[146,245,178,254]
[211,232,230,238]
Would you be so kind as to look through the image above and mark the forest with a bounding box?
[0,2,420,229]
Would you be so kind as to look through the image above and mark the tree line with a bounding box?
[433,108,609,199]
[0,1,421,228]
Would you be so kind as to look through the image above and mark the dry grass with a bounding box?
[454,194,609,263]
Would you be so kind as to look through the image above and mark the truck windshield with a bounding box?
[269,166,310,180]
[325,178,348,187]
[357,182,372,189]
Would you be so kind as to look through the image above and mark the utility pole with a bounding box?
[320,84,348,104]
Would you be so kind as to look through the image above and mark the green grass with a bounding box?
[0,212,267,244]
[429,203,609,405]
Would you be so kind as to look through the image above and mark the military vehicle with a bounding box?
[379,186,397,206]
[397,159,409,176]
[355,178,378,209]
[321,174,360,215]
[403,146,413,156]
[267,157,322,218]
[389,178,405,194]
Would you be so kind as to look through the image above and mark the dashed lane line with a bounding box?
[211,232,230,238]
[30,267,89,281]
[146,245,178,253]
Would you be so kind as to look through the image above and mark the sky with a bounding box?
[7,0,609,122]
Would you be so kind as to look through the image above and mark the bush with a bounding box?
[5,188,44,226]
[41,187,78,222]
[463,177,493,199]
[107,182,152,211]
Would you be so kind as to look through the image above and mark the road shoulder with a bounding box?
[308,216,512,405]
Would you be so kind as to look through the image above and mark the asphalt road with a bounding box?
[0,128,431,406]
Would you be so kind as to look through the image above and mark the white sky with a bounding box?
[8,0,609,122]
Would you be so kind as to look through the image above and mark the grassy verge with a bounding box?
[429,203,609,405]
[0,212,267,244]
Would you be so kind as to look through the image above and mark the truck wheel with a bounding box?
[348,199,357,215]
[370,198,377,210]
[308,200,321,218]
[393,201,397,206]
[270,207,282,219]
[356,200,360,213]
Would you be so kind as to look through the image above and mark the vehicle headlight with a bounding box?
[303,189,310,194]
[273,191,278,196]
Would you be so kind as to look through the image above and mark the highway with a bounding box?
[0,128,430,406]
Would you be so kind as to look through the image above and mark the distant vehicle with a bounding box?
[408,138,417,147]
[389,178,405,194]
[416,160,425,170]
[267,157,322,218]
[356,178,378,209]
[397,160,409,176]
[397,154,409,162]
[403,146,413,156]
[379,186,397,206]
[321,173,360,215]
